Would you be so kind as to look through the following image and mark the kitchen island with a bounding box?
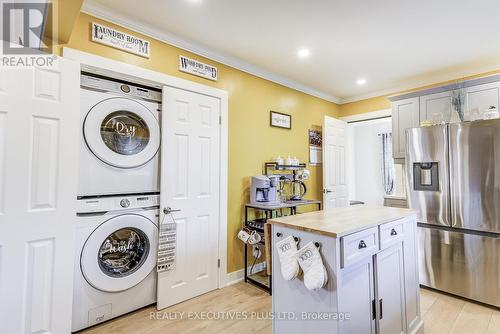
[269,205,423,334]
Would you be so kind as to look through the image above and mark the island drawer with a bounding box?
[340,226,379,268]
[379,219,404,249]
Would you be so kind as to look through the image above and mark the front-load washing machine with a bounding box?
[79,73,162,197]
[72,194,159,332]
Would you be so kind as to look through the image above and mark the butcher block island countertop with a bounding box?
[269,205,423,334]
[268,205,417,238]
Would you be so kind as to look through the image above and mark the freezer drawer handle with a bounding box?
[390,228,398,236]
[358,240,367,249]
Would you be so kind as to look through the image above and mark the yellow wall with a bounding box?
[338,70,500,117]
[61,13,339,273]
[45,0,84,45]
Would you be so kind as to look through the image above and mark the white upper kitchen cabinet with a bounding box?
[464,82,500,120]
[392,97,420,159]
[419,91,452,124]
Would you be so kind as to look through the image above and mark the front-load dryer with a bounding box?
[72,194,159,332]
[79,73,162,197]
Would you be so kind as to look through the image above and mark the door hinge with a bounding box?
[219,115,222,125]
[218,259,221,268]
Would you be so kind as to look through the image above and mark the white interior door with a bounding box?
[157,86,221,309]
[0,59,80,333]
[323,116,349,209]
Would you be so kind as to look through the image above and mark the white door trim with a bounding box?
[340,108,392,123]
[63,47,229,287]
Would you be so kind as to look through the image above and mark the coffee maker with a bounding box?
[250,175,280,205]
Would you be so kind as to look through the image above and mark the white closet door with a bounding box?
[322,116,349,209]
[157,86,220,309]
[0,59,80,333]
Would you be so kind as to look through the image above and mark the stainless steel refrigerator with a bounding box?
[406,119,500,307]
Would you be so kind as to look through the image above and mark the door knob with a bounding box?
[323,189,333,193]
[358,240,367,249]
[163,207,181,214]
[390,228,398,236]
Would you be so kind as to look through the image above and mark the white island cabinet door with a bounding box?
[338,257,376,334]
[375,242,406,334]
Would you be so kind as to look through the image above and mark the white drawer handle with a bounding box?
[390,228,398,236]
[358,240,367,249]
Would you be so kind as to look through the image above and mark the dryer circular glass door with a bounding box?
[81,214,158,292]
[84,97,160,168]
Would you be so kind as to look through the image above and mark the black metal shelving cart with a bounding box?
[244,200,321,294]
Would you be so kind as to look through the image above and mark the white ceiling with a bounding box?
[82,0,500,103]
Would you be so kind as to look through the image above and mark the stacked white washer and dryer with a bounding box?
[72,73,161,332]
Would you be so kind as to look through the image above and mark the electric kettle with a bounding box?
[289,180,307,201]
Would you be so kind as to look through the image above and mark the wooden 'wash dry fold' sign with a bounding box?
[91,22,151,58]
[179,55,218,81]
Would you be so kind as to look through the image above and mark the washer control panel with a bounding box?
[77,194,160,213]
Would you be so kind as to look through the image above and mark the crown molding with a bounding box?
[81,1,342,104]
[339,63,500,104]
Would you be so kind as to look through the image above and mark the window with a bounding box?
[381,132,406,197]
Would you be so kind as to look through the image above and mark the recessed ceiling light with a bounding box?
[297,49,310,58]
[356,78,367,85]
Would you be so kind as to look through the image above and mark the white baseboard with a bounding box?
[225,262,266,287]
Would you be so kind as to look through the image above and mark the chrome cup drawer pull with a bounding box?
[358,240,367,249]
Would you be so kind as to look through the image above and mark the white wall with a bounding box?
[348,118,392,205]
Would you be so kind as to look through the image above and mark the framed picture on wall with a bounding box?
[270,111,292,129]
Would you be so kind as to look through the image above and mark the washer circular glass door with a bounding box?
[84,97,160,168]
[81,214,158,292]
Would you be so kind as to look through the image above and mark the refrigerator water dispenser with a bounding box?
[413,162,439,191]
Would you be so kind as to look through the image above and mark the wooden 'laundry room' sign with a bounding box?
[91,22,151,58]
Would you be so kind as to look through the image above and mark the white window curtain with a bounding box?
[381,132,395,195]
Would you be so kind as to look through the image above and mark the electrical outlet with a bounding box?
[253,245,262,259]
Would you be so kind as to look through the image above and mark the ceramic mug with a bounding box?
[247,230,262,245]
[237,228,252,243]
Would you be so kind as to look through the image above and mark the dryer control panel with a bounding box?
[81,73,162,103]
[77,194,160,214]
